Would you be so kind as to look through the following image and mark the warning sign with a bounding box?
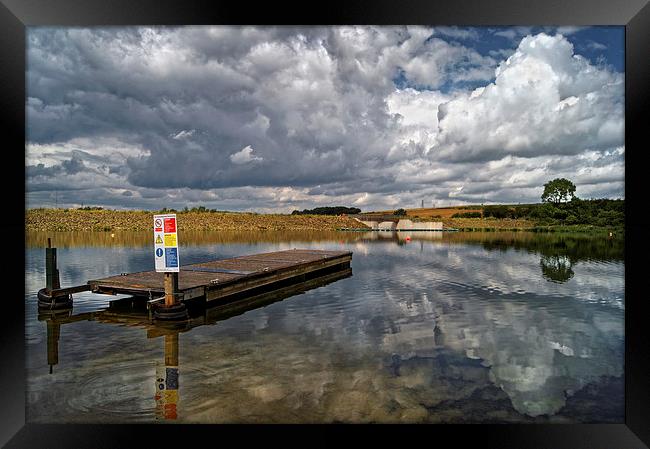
[164,218,176,233]
[153,214,179,272]
[164,233,177,247]
[165,247,178,268]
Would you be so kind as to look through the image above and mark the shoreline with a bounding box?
[25,209,622,234]
[25,208,369,232]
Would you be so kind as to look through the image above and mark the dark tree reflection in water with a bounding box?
[540,255,575,283]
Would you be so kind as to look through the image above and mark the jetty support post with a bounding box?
[154,272,186,320]
[45,238,61,292]
[164,272,179,307]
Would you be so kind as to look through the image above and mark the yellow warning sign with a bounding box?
[164,233,177,247]
[155,235,163,244]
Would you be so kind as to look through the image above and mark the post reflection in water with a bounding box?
[155,332,180,421]
[46,319,60,374]
[26,231,623,423]
[38,309,73,375]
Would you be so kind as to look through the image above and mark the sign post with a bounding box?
[153,214,181,309]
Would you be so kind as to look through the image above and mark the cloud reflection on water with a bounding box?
[25,231,624,422]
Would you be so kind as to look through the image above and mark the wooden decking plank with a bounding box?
[87,249,352,300]
[205,254,352,302]
[181,266,254,275]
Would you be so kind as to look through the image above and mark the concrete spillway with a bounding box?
[354,218,443,231]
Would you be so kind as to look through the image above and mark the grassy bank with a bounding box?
[442,219,622,234]
[25,208,369,232]
[439,217,535,230]
[26,208,623,234]
[369,200,624,234]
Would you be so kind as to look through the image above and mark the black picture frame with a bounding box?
[2,0,649,447]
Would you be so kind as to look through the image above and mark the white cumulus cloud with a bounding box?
[434,33,623,162]
[230,145,263,165]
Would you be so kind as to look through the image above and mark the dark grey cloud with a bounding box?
[27,154,86,178]
[26,26,624,211]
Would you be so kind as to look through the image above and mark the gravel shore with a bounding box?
[25,209,369,232]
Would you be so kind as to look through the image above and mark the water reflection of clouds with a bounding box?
[223,241,623,418]
[25,232,624,422]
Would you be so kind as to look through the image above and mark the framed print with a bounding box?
[2,0,649,447]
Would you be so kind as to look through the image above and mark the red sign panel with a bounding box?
[164,218,176,233]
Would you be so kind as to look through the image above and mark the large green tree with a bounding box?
[541,178,577,205]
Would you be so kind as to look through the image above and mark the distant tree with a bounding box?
[291,206,361,215]
[394,208,407,216]
[483,205,512,219]
[541,178,576,205]
[452,212,482,218]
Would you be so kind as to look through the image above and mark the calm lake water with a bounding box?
[25,230,624,423]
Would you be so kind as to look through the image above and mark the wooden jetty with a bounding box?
[39,264,353,338]
[37,266,352,420]
[48,249,351,305]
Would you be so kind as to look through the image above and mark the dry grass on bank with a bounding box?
[440,217,535,230]
[363,206,534,229]
[25,209,369,232]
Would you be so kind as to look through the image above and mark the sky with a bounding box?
[25,25,625,212]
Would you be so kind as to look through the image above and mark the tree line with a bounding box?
[452,178,623,227]
[291,206,361,215]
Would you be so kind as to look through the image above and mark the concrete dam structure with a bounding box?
[353,217,443,231]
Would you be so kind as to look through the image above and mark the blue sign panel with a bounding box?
[156,248,163,257]
[166,367,179,389]
[165,247,178,267]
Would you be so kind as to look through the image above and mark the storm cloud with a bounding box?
[26,26,624,211]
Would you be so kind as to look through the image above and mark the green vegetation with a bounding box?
[291,206,361,215]
[452,211,482,218]
[459,178,623,231]
[527,198,624,227]
[394,208,407,216]
[158,206,240,213]
[541,178,576,205]
[477,199,624,228]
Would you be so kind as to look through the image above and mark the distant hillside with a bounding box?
[364,206,483,219]
[364,199,624,229]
